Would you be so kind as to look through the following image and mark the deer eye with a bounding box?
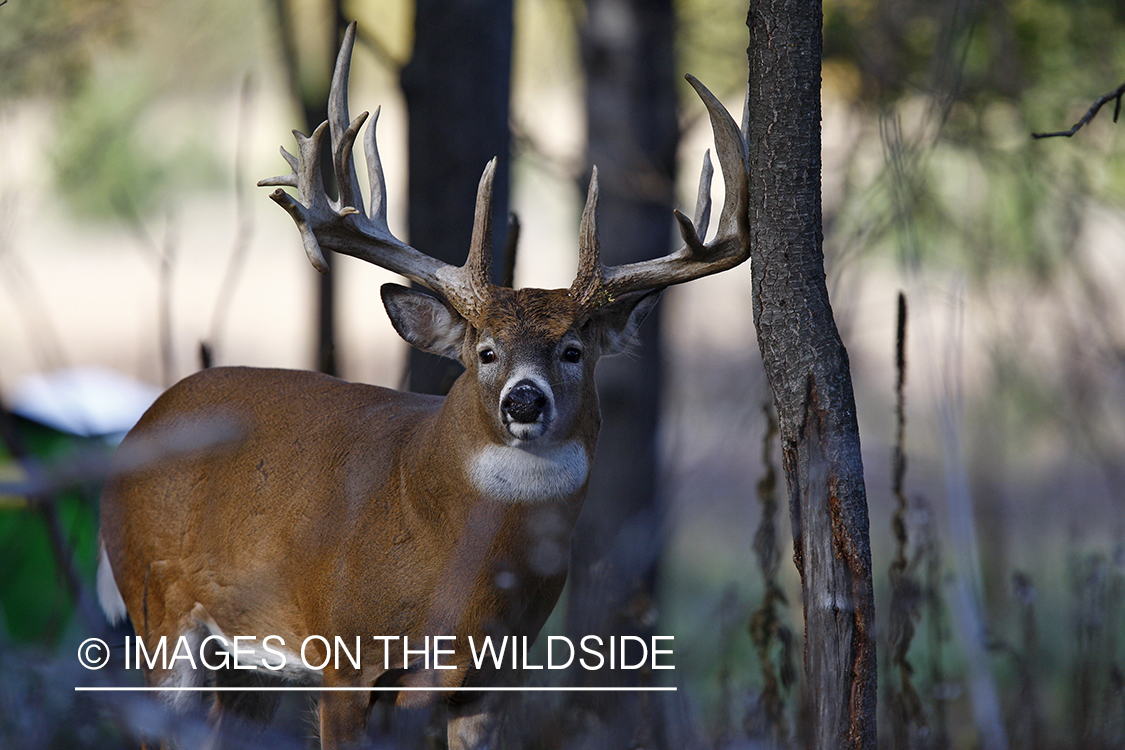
[478,348,496,365]
[562,346,582,364]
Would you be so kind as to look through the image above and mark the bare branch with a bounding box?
[1032,81,1125,139]
[112,194,179,387]
[207,73,258,363]
[0,208,68,371]
[354,23,405,72]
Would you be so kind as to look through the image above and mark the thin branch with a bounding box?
[354,24,405,72]
[157,214,178,386]
[509,114,584,182]
[1032,81,1125,139]
[0,196,68,371]
[206,73,258,363]
[113,194,178,386]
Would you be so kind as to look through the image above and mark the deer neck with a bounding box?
[407,375,598,509]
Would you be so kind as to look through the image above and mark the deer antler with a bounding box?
[258,22,495,321]
[569,75,750,309]
[262,23,747,320]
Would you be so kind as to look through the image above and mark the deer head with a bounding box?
[258,23,748,449]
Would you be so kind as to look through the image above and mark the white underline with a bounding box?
[75,686,676,693]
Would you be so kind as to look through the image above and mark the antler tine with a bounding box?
[433,158,498,319]
[688,74,748,244]
[257,122,333,272]
[570,75,749,308]
[365,106,388,225]
[261,146,299,188]
[328,22,366,215]
[259,22,458,295]
[466,158,496,289]
[692,150,713,242]
[570,168,606,308]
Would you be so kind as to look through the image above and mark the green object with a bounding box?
[0,419,102,645]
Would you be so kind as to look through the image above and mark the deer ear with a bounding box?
[381,283,468,361]
[587,289,662,357]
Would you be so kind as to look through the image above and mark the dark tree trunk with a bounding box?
[745,1,877,748]
[567,0,676,709]
[400,0,513,395]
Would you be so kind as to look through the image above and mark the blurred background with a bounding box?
[1,0,1124,747]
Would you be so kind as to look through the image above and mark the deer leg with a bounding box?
[139,646,203,750]
[317,688,371,750]
[447,696,500,750]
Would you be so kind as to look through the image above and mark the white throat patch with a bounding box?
[469,441,590,503]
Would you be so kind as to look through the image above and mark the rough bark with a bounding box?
[745,1,877,748]
[400,0,513,395]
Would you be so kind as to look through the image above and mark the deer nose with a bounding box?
[502,381,547,424]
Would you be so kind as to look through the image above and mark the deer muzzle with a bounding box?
[501,379,551,440]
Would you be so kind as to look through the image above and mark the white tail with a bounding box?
[98,22,749,750]
[96,541,127,626]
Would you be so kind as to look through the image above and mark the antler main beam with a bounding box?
[261,22,749,320]
[258,22,495,321]
[570,75,750,309]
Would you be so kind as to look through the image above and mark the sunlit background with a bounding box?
[2,0,1125,747]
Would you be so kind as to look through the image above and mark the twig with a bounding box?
[206,73,258,363]
[354,23,405,72]
[938,281,1009,750]
[1032,81,1125,139]
[499,212,519,288]
[887,292,928,745]
[509,114,584,183]
[0,193,68,371]
[114,194,178,386]
[157,215,178,387]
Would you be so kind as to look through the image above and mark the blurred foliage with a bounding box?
[813,1,1125,511]
[1,0,1124,244]
[0,0,266,218]
[674,0,755,100]
[50,68,226,218]
[840,0,1125,269]
[674,0,1125,278]
[821,0,1125,106]
[815,1,1125,282]
[0,0,129,99]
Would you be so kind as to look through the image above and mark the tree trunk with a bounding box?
[400,0,513,395]
[745,1,877,748]
[563,0,676,744]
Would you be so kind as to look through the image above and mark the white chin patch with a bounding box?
[469,441,590,504]
[505,420,547,441]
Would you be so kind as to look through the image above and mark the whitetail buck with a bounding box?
[97,21,748,750]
